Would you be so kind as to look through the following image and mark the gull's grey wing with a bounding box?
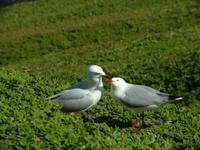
[50,89,93,112]
[52,89,88,100]
[141,85,170,97]
[122,84,165,107]
[140,85,161,94]
[66,80,88,90]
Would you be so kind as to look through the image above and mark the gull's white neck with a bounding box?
[86,76,103,90]
[111,83,127,100]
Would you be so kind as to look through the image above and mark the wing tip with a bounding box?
[175,97,183,101]
[169,96,183,101]
[48,94,58,100]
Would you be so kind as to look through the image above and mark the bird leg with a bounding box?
[130,112,146,129]
[141,112,145,126]
[130,115,142,128]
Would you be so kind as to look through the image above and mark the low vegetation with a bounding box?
[0,0,200,149]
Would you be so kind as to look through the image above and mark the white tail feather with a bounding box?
[48,94,59,100]
[175,97,183,101]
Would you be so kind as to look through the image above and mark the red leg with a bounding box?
[130,116,142,128]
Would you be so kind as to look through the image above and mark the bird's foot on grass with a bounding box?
[129,116,151,130]
[130,116,142,129]
[130,123,151,130]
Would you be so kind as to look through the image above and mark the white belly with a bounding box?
[91,90,102,105]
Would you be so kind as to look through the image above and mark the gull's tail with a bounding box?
[48,94,60,100]
[168,95,183,101]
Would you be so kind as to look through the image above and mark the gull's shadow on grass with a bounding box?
[82,115,132,129]
[94,116,133,128]
[93,116,152,129]
[81,113,152,129]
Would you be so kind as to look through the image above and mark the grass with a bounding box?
[0,0,200,149]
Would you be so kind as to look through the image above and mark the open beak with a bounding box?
[103,75,112,83]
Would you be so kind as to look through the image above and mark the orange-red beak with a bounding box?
[103,75,112,83]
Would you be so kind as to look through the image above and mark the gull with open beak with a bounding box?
[105,76,183,128]
[49,65,106,112]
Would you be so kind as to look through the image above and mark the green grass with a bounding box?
[0,0,200,149]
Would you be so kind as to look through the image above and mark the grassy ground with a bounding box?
[0,0,200,149]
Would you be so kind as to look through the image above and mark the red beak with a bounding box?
[103,75,112,83]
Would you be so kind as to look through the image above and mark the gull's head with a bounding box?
[87,65,106,77]
[104,76,127,88]
[111,77,127,87]
[86,65,106,87]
